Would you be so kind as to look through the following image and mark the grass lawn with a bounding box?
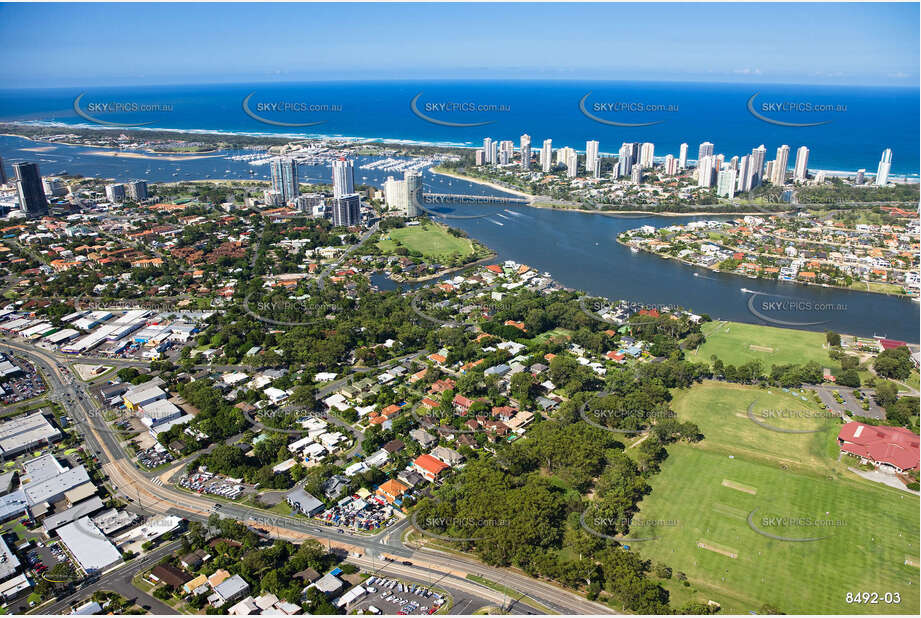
[898,370,920,393]
[847,281,906,295]
[670,381,841,474]
[465,575,552,615]
[628,382,919,614]
[529,327,574,344]
[693,321,834,372]
[377,222,476,260]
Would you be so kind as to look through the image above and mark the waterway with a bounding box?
[2,134,917,342]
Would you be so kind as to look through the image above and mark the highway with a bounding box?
[1,336,615,615]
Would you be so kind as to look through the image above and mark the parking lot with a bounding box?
[136,444,174,469]
[318,494,397,532]
[179,471,245,499]
[16,537,76,583]
[0,353,47,405]
[352,576,446,615]
[811,385,886,420]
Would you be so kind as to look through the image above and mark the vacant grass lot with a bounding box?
[377,222,476,260]
[630,382,919,615]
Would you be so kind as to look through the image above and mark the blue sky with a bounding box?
[1,2,917,87]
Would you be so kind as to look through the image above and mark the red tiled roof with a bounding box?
[838,422,920,471]
[413,454,449,476]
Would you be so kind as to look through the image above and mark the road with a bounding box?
[30,540,182,615]
[2,335,614,615]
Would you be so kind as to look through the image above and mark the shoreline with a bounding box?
[429,168,535,200]
[615,237,914,299]
[2,132,221,158]
[376,219,496,283]
[3,123,918,181]
[84,149,223,162]
[388,252,498,284]
[431,168,802,217]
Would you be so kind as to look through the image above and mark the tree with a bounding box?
[874,380,898,407]
[825,331,841,347]
[873,347,913,380]
[836,369,861,388]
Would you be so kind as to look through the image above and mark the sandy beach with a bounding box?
[85,149,222,161]
[430,168,535,201]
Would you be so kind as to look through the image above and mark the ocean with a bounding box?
[0,80,917,178]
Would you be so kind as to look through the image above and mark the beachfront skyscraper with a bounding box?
[678,143,688,169]
[585,140,599,175]
[271,157,299,202]
[697,156,714,188]
[617,142,633,178]
[0,155,7,185]
[664,154,678,175]
[717,168,737,198]
[794,146,810,182]
[697,141,714,163]
[331,158,354,198]
[541,139,552,172]
[771,145,790,186]
[639,142,655,168]
[483,138,493,164]
[750,145,767,188]
[14,162,48,218]
[737,155,752,192]
[561,148,577,178]
[876,148,892,186]
[520,134,531,170]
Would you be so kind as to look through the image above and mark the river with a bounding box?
[2,134,917,342]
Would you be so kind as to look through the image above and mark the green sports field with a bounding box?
[671,381,840,473]
[692,321,834,370]
[377,222,476,260]
[629,382,919,614]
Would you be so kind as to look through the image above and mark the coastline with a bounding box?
[615,237,912,299]
[2,133,221,158]
[84,149,223,162]
[429,168,535,201]
[4,123,918,181]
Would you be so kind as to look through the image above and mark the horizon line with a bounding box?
[2,76,919,92]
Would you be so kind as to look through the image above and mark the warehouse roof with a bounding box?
[56,517,122,573]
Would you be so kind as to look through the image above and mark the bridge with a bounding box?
[423,192,530,205]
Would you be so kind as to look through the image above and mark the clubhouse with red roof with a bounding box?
[837,421,920,474]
